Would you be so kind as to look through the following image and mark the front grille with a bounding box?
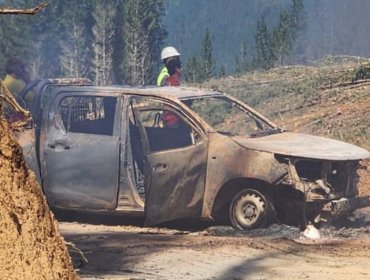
[295,160,359,196]
[295,160,322,181]
[327,161,358,196]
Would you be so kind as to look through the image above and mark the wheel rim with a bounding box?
[243,202,258,221]
[231,190,268,229]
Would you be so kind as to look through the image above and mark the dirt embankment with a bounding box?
[0,117,77,279]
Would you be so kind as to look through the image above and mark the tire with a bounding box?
[229,189,272,230]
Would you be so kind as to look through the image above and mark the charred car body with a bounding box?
[15,79,370,230]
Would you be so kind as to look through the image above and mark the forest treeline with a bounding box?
[0,0,166,86]
[166,0,370,73]
[1,0,369,86]
[0,0,306,85]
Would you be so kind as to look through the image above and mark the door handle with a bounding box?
[48,139,70,150]
[55,138,67,145]
[152,163,168,173]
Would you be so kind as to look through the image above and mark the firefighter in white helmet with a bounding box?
[157,46,182,86]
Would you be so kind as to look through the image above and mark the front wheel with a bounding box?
[229,189,272,230]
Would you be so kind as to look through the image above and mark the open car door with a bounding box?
[130,98,208,225]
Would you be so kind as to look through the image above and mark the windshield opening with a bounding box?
[182,96,278,137]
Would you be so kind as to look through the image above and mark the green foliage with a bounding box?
[0,0,166,85]
[123,0,167,85]
[353,65,370,82]
[254,17,275,69]
[57,0,94,78]
[288,0,306,41]
[287,0,306,61]
[185,28,216,83]
[92,0,116,85]
[272,11,291,66]
[201,28,215,80]
[0,0,39,76]
[235,42,250,73]
[111,0,125,84]
[164,0,286,73]
[185,55,202,83]
[253,0,306,70]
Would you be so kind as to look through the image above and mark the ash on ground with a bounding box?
[202,208,370,240]
[202,224,301,239]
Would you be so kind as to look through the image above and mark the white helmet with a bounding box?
[161,46,180,60]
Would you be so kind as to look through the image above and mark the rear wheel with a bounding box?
[229,189,272,230]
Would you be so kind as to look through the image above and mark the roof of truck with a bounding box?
[46,79,224,99]
[115,86,225,99]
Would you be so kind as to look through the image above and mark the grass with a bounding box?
[192,56,370,150]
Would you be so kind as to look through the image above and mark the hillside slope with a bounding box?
[203,57,370,148]
[200,57,370,194]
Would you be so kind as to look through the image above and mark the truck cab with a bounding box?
[14,79,370,229]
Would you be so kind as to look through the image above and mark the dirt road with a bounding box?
[60,208,370,280]
[58,160,370,280]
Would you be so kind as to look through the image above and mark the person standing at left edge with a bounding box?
[2,57,33,108]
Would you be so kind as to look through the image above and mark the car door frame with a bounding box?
[129,96,209,225]
[40,89,122,210]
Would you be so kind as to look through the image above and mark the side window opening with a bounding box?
[127,97,202,200]
[139,108,194,152]
[130,97,200,153]
[59,96,117,136]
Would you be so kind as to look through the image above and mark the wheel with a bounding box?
[229,189,272,230]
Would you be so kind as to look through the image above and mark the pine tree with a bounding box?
[123,0,166,85]
[111,0,125,84]
[92,0,116,86]
[32,0,63,78]
[272,11,291,66]
[254,16,275,69]
[185,54,202,83]
[288,0,306,61]
[201,28,215,80]
[58,0,93,78]
[235,42,249,73]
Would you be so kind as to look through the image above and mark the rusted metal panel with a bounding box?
[144,141,208,226]
[117,86,225,99]
[201,132,288,219]
[40,92,121,210]
[43,132,121,209]
[233,132,370,160]
[323,196,370,214]
[15,127,41,183]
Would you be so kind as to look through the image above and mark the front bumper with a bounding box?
[322,196,370,215]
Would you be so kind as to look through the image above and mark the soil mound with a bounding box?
[0,116,77,279]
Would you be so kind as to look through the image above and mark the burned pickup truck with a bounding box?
[13,79,370,230]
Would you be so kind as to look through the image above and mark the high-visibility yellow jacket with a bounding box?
[156,67,169,86]
[3,74,25,97]
[3,74,33,108]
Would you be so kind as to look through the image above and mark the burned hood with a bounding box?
[232,132,370,160]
